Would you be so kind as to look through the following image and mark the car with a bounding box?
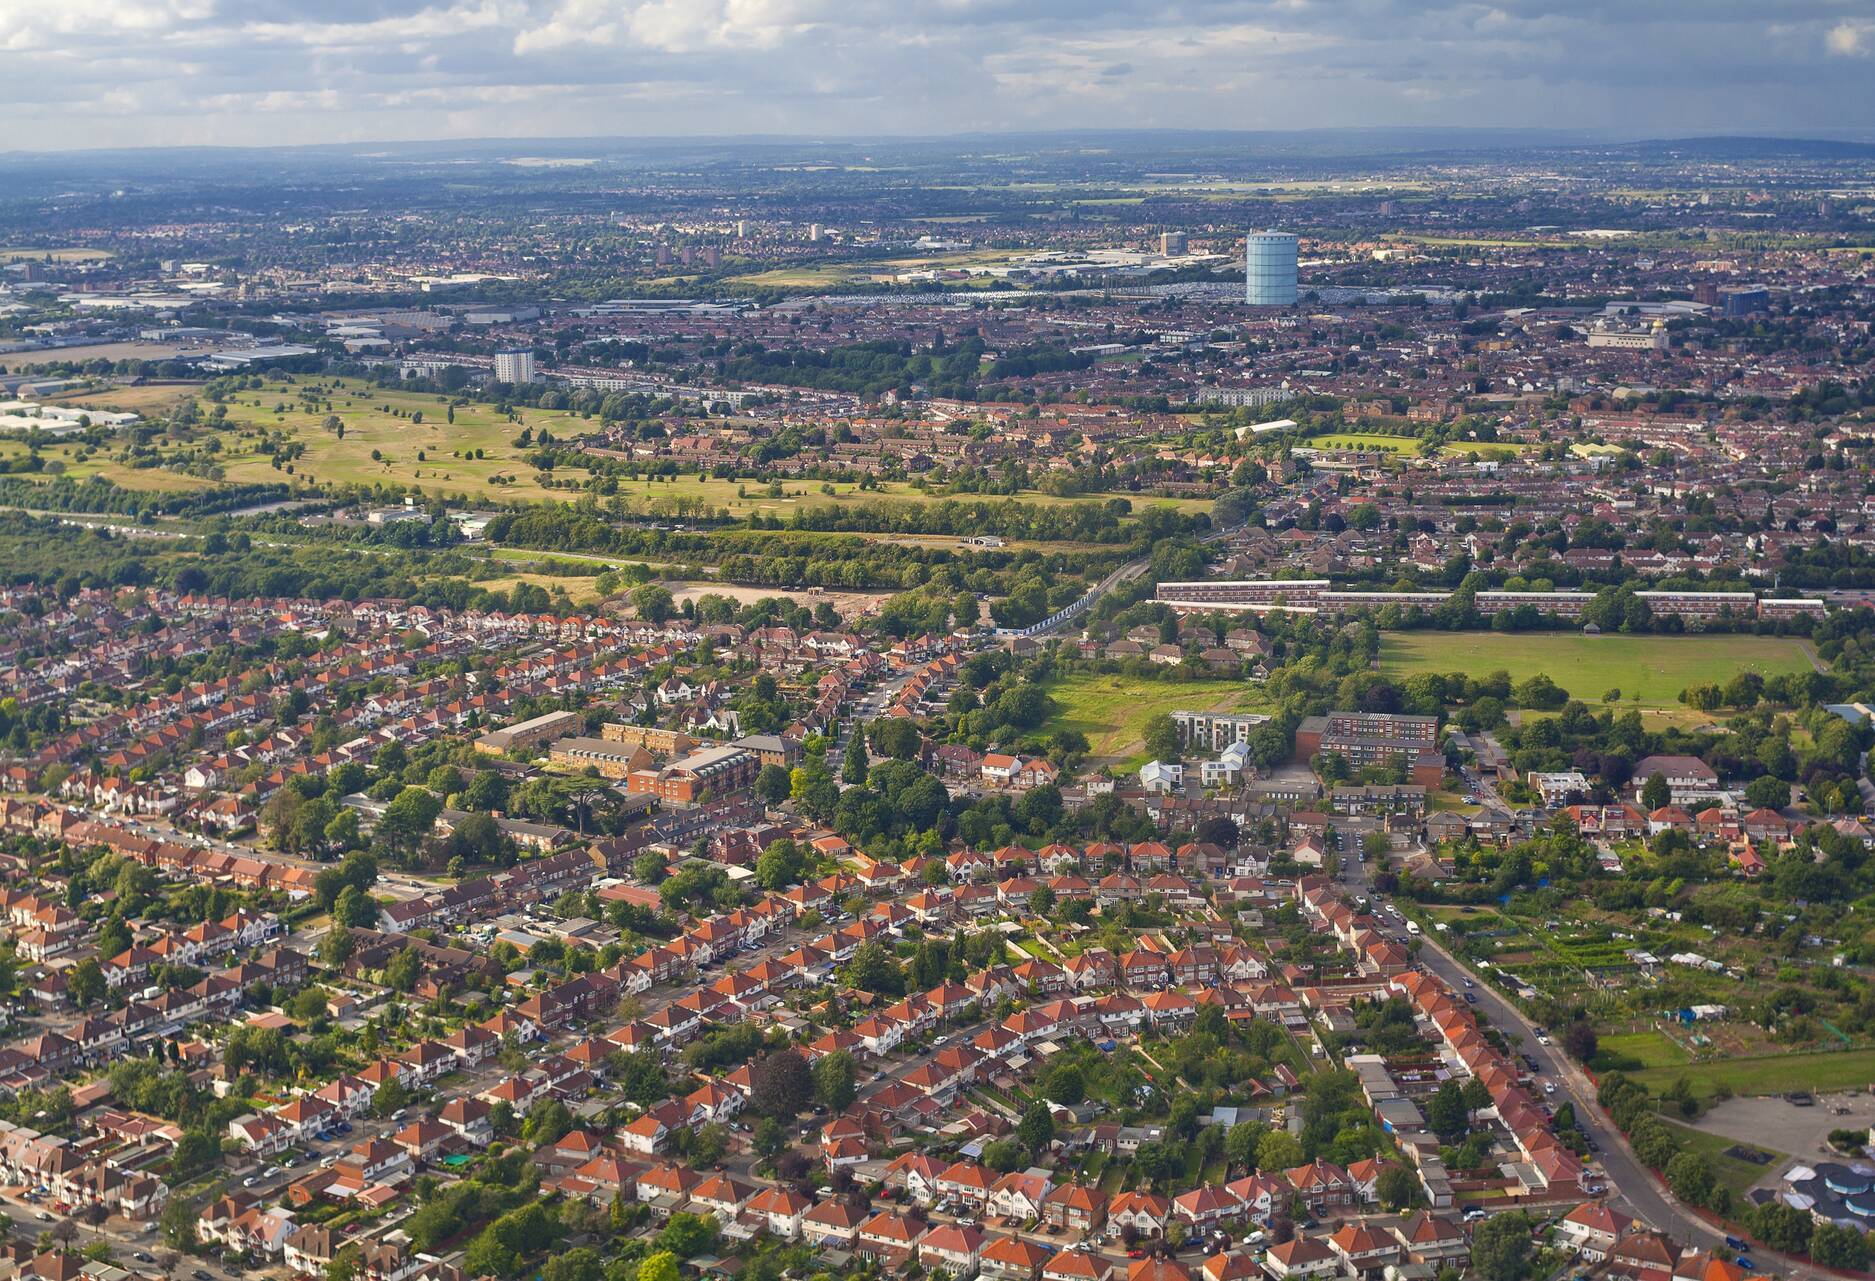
[1463,1208,1485,1222]
[1724,1237,1749,1252]
[1736,1260,1757,1272]
[194,1271,215,1281]
[1537,1035,1551,1045]
[135,1254,155,1264]
[1127,1251,1145,1260]
[1463,978,1474,988]
[242,1176,259,1187]
[34,1212,51,1223]
[1543,1082,1557,1095]
[1464,993,1478,1005]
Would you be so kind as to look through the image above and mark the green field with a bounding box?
[1302,432,1426,455]
[1656,1119,1784,1197]
[1379,632,1815,711]
[1633,1047,1875,1099]
[1600,1030,1693,1070]
[1041,672,1260,765]
[1439,441,1529,460]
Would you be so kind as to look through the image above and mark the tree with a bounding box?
[635,1254,680,1281]
[1017,1100,1055,1154]
[372,1077,409,1119]
[68,958,106,1007]
[1225,1120,1266,1170]
[324,807,361,851]
[1630,1117,1678,1169]
[1809,1221,1870,1271]
[789,759,838,821]
[1143,713,1181,762]
[690,1122,729,1167]
[755,838,805,891]
[333,885,379,930]
[383,947,421,992]
[1426,1079,1467,1141]
[756,763,791,806]
[656,1212,719,1259]
[752,1115,787,1164]
[1044,1062,1085,1106]
[841,733,869,786]
[96,915,131,962]
[631,584,675,624]
[1471,1211,1535,1281]
[380,786,443,848]
[541,1250,601,1281]
[749,1048,812,1117]
[841,939,905,996]
[1743,775,1789,810]
[522,1098,574,1146]
[1377,1165,1422,1211]
[1641,773,1670,811]
[160,1197,197,1250]
[1665,1150,1715,1205]
[1750,1201,1813,1255]
[813,1050,857,1112]
[1562,1019,1598,1063]
[1257,1130,1305,1171]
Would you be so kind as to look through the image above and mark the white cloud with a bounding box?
[1826,19,1872,56]
[514,0,825,55]
[0,0,215,50]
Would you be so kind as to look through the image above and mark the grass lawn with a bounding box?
[1600,1030,1692,1070]
[1040,672,1258,764]
[1303,432,1426,455]
[1439,441,1529,460]
[1632,1047,1875,1099]
[1378,631,1815,711]
[1656,1119,1784,1197]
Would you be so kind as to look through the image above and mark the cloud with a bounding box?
[1827,19,1872,56]
[0,1,1868,148]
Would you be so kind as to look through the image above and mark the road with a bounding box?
[1016,509,1246,641]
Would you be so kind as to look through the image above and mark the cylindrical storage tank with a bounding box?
[1245,231,1299,305]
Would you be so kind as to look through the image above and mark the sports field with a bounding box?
[1040,672,1261,764]
[1378,631,1814,710]
[1303,432,1426,455]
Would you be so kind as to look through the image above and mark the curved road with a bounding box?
[1412,923,1824,1279]
[1341,854,1822,1279]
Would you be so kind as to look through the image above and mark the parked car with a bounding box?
[1724,1237,1749,1252]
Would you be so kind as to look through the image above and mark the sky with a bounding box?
[2,0,1874,152]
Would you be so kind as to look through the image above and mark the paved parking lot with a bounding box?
[1686,1090,1875,1165]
